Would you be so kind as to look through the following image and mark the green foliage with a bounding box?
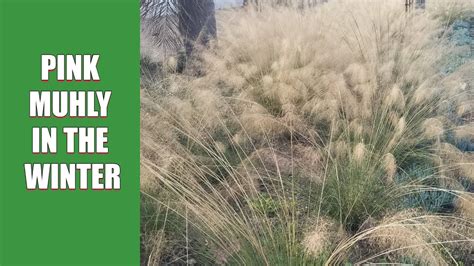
[228,227,329,266]
[323,159,391,231]
[250,194,281,217]
[397,165,456,213]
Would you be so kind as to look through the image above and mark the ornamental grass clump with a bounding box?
[141,0,474,264]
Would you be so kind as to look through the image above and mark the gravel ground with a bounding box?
[441,16,474,74]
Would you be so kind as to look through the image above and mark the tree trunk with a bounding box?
[177,0,216,58]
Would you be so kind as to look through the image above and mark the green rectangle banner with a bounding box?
[0,0,139,265]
